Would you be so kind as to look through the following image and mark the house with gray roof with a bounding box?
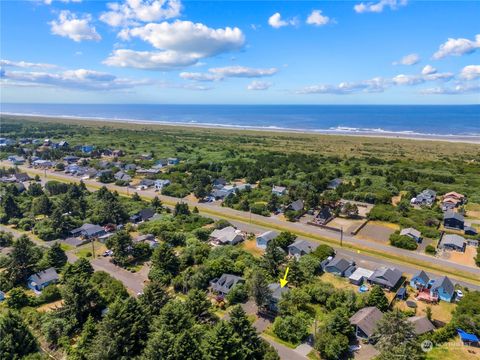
[209,226,244,246]
[210,274,244,296]
[256,230,279,249]
[410,270,430,289]
[114,171,131,182]
[327,178,343,190]
[443,211,464,230]
[368,267,402,291]
[324,257,356,277]
[286,199,304,213]
[430,276,455,302]
[400,228,422,242]
[408,316,435,335]
[439,234,466,252]
[268,283,290,312]
[412,189,437,206]
[27,267,59,292]
[70,223,106,239]
[350,306,383,340]
[287,239,319,258]
[272,185,287,196]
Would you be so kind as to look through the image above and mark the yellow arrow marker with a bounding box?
[280,267,289,288]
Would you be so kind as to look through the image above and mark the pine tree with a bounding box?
[139,281,170,318]
[1,194,21,223]
[7,235,39,285]
[45,242,68,269]
[203,321,245,360]
[366,285,390,312]
[248,271,272,311]
[229,305,266,359]
[88,298,148,360]
[0,310,37,359]
[171,330,204,360]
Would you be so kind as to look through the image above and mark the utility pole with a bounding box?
[91,237,95,258]
[340,226,343,247]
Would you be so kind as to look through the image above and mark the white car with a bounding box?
[456,290,464,300]
[136,185,147,191]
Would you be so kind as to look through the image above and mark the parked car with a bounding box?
[103,250,113,257]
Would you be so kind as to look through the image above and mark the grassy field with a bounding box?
[426,340,480,360]
[2,114,480,161]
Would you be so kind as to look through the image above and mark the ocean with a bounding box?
[1,104,479,138]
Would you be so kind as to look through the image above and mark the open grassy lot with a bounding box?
[355,221,399,244]
[426,340,480,360]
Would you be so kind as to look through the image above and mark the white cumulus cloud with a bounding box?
[179,72,222,82]
[49,10,101,42]
[103,49,199,70]
[209,66,278,78]
[247,80,272,90]
[106,21,245,70]
[268,13,297,28]
[0,59,57,70]
[421,65,436,75]
[120,20,244,57]
[1,67,149,91]
[393,53,420,65]
[100,0,181,27]
[421,83,480,95]
[306,10,333,26]
[459,65,480,80]
[433,34,480,59]
[354,0,407,13]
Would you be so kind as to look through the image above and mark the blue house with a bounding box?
[256,230,279,249]
[81,145,95,154]
[410,270,430,289]
[430,276,455,303]
[167,157,179,165]
[0,290,5,301]
[27,267,59,292]
[324,257,356,277]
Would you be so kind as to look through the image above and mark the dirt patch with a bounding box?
[241,239,264,258]
[37,300,64,312]
[392,195,402,206]
[447,246,478,268]
[329,218,364,234]
[184,194,199,203]
[355,222,398,244]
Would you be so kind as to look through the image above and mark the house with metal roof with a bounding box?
[70,223,106,239]
[439,234,466,252]
[349,267,375,285]
[27,267,59,292]
[209,226,244,246]
[350,306,383,340]
[400,228,422,242]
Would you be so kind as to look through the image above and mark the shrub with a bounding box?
[314,331,349,360]
[389,232,418,250]
[226,283,248,304]
[272,312,311,344]
[18,218,34,231]
[425,245,436,255]
[36,285,61,305]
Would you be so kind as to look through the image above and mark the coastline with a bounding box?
[2,111,480,144]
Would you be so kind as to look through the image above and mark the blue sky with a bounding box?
[1,0,479,104]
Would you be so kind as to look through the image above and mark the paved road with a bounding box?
[5,162,480,288]
[262,336,308,360]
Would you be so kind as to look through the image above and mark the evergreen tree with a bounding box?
[105,230,133,267]
[171,330,204,360]
[203,321,245,360]
[7,235,40,285]
[0,310,37,359]
[73,315,97,360]
[45,242,68,269]
[151,196,163,211]
[62,277,103,328]
[366,285,390,312]
[229,305,266,359]
[185,289,215,323]
[155,300,194,334]
[375,309,425,360]
[1,194,21,223]
[139,281,170,318]
[63,258,94,281]
[149,242,180,283]
[88,298,148,360]
[248,271,272,311]
[31,194,52,216]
